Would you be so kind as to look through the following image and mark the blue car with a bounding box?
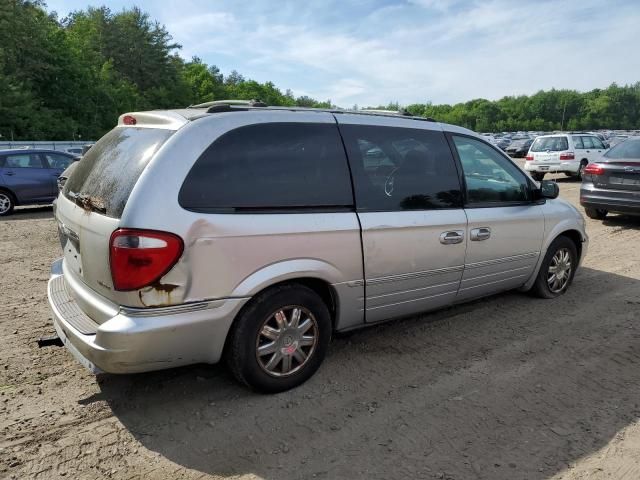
[0,149,78,216]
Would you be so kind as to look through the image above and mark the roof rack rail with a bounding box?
[183,102,438,123]
[187,99,267,113]
[360,109,406,115]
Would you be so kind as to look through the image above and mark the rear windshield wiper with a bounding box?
[67,191,107,215]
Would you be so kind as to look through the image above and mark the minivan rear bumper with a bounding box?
[47,258,249,374]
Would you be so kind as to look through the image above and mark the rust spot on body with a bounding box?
[138,282,181,307]
[151,282,179,294]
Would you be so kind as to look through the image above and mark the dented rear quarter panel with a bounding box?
[116,110,365,328]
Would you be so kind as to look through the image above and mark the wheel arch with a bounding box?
[521,227,586,292]
[221,276,340,361]
[0,186,18,206]
[559,229,583,261]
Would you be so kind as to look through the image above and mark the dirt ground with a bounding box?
[1,174,640,480]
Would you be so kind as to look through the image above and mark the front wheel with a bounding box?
[226,284,331,393]
[531,236,578,299]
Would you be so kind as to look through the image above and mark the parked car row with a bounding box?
[481,129,640,159]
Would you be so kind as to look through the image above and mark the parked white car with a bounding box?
[524,133,608,180]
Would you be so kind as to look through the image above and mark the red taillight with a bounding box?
[109,229,183,291]
[583,163,605,176]
[525,154,534,161]
[123,115,137,125]
[559,152,575,160]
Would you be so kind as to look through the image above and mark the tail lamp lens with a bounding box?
[583,164,605,176]
[109,229,183,291]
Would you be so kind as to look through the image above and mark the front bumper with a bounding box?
[580,184,640,215]
[47,258,249,374]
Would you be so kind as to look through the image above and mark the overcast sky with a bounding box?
[46,0,640,107]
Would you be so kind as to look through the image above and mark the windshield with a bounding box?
[530,136,568,152]
[604,139,640,159]
[63,127,173,217]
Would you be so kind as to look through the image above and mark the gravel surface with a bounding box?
[1,176,639,480]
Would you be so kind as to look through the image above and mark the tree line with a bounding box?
[1,1,639,141]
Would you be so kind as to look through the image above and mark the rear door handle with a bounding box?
[4,171,15,176]
[470,227,491,241]
[440,230,464,245]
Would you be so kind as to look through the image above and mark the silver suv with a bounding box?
[47,102,588,392]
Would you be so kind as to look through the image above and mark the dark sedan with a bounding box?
[0,149,77,216]
[506,138,533,157]
[580,137,640,220]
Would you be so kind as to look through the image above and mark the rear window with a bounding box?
[604,139,640,159]
[179,123,353,212]
[530,136,569,152]
[63,127,172,217]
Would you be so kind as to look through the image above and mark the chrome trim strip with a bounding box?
[462,265,531,283]
[366,265,464,286]
[367,280,460,300]
[458,273,528,292]
[464,252,539,269]
[119,298,247,317]
[366,289,457,310]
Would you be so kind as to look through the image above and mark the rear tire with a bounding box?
[0,190,15,216]
[531,236,578,299]
[575,160,588,179]
[584,207,607,220]
[532,172,545,181]
[226,284,331,393]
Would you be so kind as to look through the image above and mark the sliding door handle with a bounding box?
[440,230,464,245]
[470,227,491,241]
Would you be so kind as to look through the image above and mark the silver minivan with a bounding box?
[47,102,588,392]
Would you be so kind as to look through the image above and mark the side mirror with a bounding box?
[534,180,559,200]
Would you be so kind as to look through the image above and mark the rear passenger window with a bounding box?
[581,136,595,149]
[179,123,353,212]
[44,153,73,169]
[590,137,605,149]
[340,125,462,211]
[572,136,584,149]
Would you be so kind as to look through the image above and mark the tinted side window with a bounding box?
[572,136,584,149]
[452,136,530,205]
[340,125,462,211]
[4,154,44,168]
[179,123,353,212]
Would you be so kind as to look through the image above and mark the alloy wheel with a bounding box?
[0,193,11,215]
[255,306,319,377]
[547,247,572,293]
